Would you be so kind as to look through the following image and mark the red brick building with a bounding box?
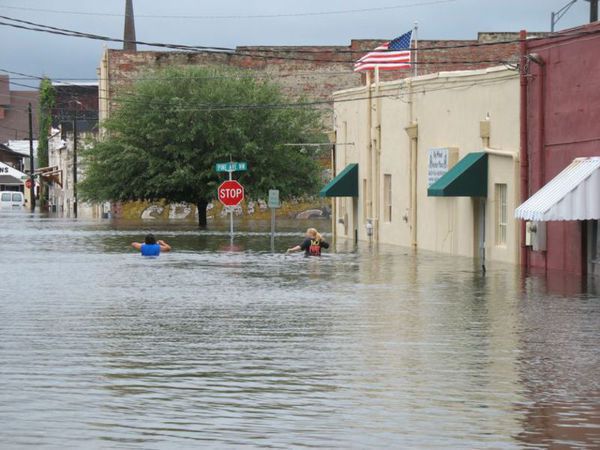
[0,75,39,144]
[517,22,600,276]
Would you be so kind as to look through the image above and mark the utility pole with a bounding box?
[72,116,78,218]
[28,103,35,211]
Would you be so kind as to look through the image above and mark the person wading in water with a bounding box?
[131,233,171,257]
[287,228,329,256]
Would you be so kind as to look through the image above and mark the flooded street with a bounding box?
[1,212,599,449]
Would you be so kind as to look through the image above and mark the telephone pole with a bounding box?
[72,117,78,218]
[28,103,35,211]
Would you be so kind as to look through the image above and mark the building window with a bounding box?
[495,183,507,246]
[384,174,392,222]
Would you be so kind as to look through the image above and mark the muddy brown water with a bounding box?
[1,211,599,449]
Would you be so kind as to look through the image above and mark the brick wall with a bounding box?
[102,32,536,129]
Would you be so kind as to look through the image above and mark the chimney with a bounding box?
[123,0,137,51]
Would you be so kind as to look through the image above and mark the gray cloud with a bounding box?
[0,0,591,85]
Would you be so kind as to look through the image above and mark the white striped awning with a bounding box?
[515,157,600,221]
[0,161,28,186]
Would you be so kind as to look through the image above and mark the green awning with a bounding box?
[428,152,488,197]
[320,163,358,197]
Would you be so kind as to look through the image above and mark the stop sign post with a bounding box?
[216,161,247,242]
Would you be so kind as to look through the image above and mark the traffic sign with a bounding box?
[215,162,248,173]
[218,180,245,207]
[25,178,32,189]
[268,189,280,208]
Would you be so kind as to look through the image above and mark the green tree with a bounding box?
[38,77,56,206]
[79,67,324,227]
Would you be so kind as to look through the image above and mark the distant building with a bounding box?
[52,82,99,136]
[0,142,25,172]
[46,82,100,218]
[0,75,39,144]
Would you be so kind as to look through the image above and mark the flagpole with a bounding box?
[413,21,419,78]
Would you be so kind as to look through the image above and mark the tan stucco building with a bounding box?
[327,67,521,265]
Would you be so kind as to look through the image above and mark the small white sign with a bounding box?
[268,189,280,208]
[428,148,450,186]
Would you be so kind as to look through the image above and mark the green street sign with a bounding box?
[215,162,248,173]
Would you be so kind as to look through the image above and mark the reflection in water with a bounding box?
[0,213,598,448]
[514,277,600,448]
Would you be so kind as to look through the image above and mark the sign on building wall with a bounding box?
[428,147,458,186]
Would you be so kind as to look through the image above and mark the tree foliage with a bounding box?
[37,77,56,168]
[79,66,324,226]
[37,77,56,208]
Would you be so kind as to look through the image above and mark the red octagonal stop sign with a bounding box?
[218,180,244,207]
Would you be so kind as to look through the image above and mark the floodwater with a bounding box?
[1,211,599,449]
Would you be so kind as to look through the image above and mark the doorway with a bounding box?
[587,220,600,277]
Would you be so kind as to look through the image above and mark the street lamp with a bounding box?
[551,0,579,32]
[552,0,599,31]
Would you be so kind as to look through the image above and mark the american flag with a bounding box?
[354,30,413,72]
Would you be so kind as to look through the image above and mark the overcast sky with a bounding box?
[0,0,592,87]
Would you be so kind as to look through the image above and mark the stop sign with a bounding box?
[25,178,32,189]
[218,180,244,207]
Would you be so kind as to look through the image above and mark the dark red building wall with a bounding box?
[525,22,600,275]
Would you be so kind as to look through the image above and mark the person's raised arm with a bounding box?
[286,245,302,253]
[131,242,142,250]
[158,240,172,252]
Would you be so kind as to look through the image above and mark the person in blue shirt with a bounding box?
[131,233,171,256]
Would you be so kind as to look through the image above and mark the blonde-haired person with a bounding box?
[287,228,330,256]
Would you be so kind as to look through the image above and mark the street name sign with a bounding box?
[215,162,248,173]
[218,180,245,207]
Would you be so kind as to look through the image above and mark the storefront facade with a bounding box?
[519,23,600,275]
[327,67,521,265]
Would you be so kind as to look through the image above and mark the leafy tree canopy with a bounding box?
[38,77,56,169]
[79,66,325,226]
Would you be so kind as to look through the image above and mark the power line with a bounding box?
[2,63,520,107]
[7,80,40,90]
[0,12,568,72]
[5,73,518,114]
[0,1,458,20]
[1,11,599,66]
[0,15,234,53]
[0,13,527,59]
[0,13,537,58]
